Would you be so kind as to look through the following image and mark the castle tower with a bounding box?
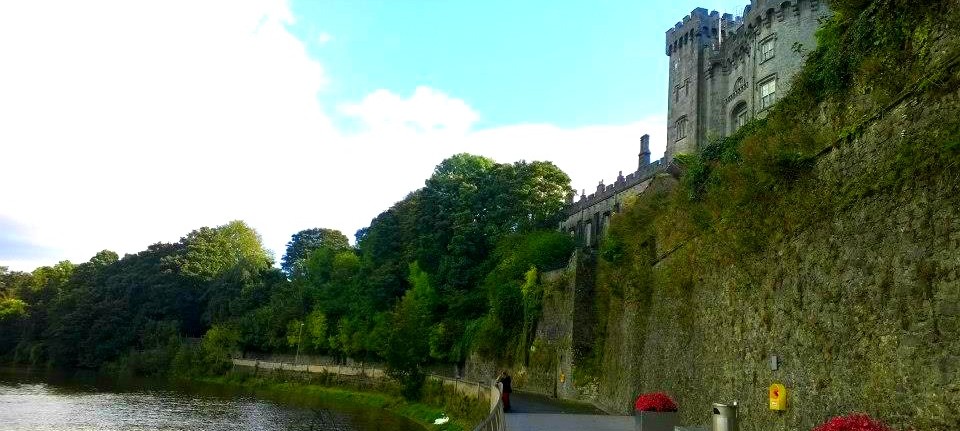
[665,8,720,159]
[665,1,829,160]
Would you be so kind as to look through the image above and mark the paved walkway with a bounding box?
[508,391,604,414]
[506,392,632,431]
[506,413,633,431]
[234,359,632,431]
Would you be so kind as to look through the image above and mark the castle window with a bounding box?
[684,79,690,96]
[676,117,688,140]
[760,36,776,62]
[759,78,777,110]
[732,102,749,131]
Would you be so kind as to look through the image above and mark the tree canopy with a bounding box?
[0,153,575,394]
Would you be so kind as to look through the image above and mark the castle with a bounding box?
[561,0,831,247]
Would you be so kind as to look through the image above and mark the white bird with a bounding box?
[433,415,450,425]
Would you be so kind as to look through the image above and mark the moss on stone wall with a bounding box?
[469,3,960,428]
[545,2,960,429]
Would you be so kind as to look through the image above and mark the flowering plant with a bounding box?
[633,392,678,412]
[812,414,893,431]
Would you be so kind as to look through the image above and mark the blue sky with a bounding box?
[290,0,750,128]
[0,0,750,271]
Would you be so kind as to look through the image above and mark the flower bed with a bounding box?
[812,414,893,431]
[633,392,678,413]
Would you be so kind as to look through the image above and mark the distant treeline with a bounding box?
[0,153,575,396]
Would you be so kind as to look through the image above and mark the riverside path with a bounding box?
[231,358,632,431]
[505,391,633,431]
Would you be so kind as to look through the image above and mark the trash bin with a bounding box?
[712,403,737,431]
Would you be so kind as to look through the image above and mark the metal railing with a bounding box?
[472,384,506,431]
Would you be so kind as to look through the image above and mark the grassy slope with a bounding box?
[192,373,482,431]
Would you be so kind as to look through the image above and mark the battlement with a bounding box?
[564,158,666,216]
[743,0,823,33]
[666,0,823,58]
[665,8,740,55]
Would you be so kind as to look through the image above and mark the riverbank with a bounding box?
[0,366,427,431]
[191,371,484,431]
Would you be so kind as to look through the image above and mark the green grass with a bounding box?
[190,372,481,431]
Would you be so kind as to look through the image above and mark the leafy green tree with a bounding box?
[385,262,437,398]
[282,228,351,277]
[201,324,240,373]
[475,231,574,361]
[305,309,328,351]
[286,319,305,349]
[356,192,422,309]
[0,298,26,320]
[173,220,272,282]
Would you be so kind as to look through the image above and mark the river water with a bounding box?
[0,368,423,431]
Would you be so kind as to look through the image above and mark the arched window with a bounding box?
[676,116,688,140]
[731,102,748,131]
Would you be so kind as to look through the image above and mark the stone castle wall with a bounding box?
[505,64,960,430]
[561,134,665,248]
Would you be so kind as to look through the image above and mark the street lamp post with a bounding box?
[294,322,305,366]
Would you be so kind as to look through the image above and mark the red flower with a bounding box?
[812,414,893,431]
[634,392,678,412]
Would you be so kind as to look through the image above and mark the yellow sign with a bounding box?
[769,383,787,411]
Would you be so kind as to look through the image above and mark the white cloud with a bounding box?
[0,1,665,272]
[0,0,335,269]
[340,86,480,134]
[318,32,333,45]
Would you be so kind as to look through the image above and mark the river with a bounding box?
[0,368,423,431]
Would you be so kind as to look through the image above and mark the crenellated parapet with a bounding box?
[742,0,823,33]
[559,134,667,248]
[564,158,665,217]
[665,8,737,56]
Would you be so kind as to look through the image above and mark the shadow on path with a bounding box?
[505,391,634,431]
[508,391,605,414]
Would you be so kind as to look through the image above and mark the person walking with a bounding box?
[496,370,513,412]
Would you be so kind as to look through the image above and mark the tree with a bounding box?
[0,298,27,321]
[356,192,422,309]
[304,309,328,351]
[174,221,272,282]
[201,324,240,374]
[385,262,437,398]
[282,228,351,277]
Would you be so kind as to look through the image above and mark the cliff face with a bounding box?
[475,3,960,430]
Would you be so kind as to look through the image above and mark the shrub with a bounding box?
[634,392,678,412]
[812,414,893,431]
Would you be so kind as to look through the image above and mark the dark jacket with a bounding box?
[497,375,512,393]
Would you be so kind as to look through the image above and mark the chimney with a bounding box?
[639,134,651,169]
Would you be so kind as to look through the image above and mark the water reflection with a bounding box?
[0,368,422,431]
